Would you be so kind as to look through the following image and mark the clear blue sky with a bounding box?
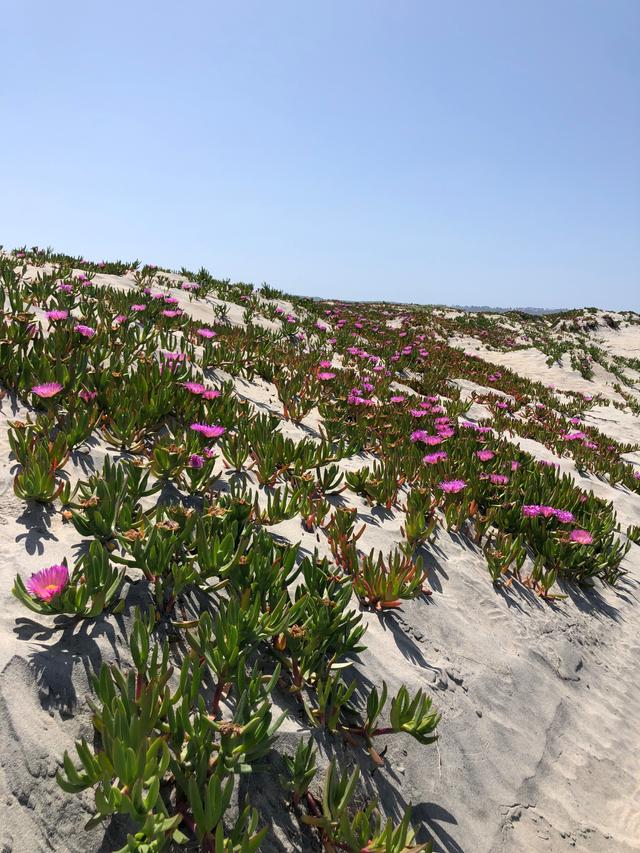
[1,1,639,310]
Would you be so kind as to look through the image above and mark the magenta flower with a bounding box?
[347,394,374,406]
[523,505,542,517]
[554,510,575,524]
[511,461,520,471]
[162,309,182,318]
[79,389,97,402]
[190,423,226,439]
[131,304,147,312]
[439,479,466,494]
[197,328,216,339]
[46,309,69,321]
[202,389,221,400]
[57,282,73,293]
[32,382,63,398]
[114,314,127,324]
[423,452,448,464]
[570,529,593,545]
[75,324,96,338]
[182,382,206,395]
[317,371,336,381]
[563,431,587,441]
[189,453,205,469]
[476,450,495,462]
[489,474,509,485]
[437,427,455,439]
[26,564,69,602]
[390,395,405,403]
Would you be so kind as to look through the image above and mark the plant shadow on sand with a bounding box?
[13,615,116,717]
[11,580,150,717]
[15,501,58,555]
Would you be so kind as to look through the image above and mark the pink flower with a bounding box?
[317,371,335,380]
[131,304,147,312]
[437,427,455,439]
[476,450,495,462]
[182,382,206,395]
[319,360,333,368]
[489,474,509,485]
[57,282,73,294]
[423,452,448,464]
[32,382,63,398]
[390,395,405,403]
[347,394,374,406]
[79,389,97,402]
[202,389,221,400]
[75,324,96,338]
[114,314,127,324]
[190,423,226,439]
[189,453,205,469]
[162,309,182,318]
[523,505,541,517]
[197,328,216,339]
[439,479,466,494]
[26,564,69,602]
[46,309,69,321]
[511,461,520,471]
[570,529,593,545]
[554,510,575,524]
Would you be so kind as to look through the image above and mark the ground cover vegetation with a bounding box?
[2,244,639,851]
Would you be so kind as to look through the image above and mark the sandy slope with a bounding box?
[1,272,639,852]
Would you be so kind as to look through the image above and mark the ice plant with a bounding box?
[476,450,495,462]
[197,327,216,339]
[182,381,206,395]
[32,382,63,398]
[45,309,69,321]
[75,324,96,338]
[190,423,226,439]
[570,529,593,545]
[423,452,448,464]
[26,564,69,602]
[439,479,466,494]
[489,474,509,485]
[555,510,575,524]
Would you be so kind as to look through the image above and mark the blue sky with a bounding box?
[1,1,638,310]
